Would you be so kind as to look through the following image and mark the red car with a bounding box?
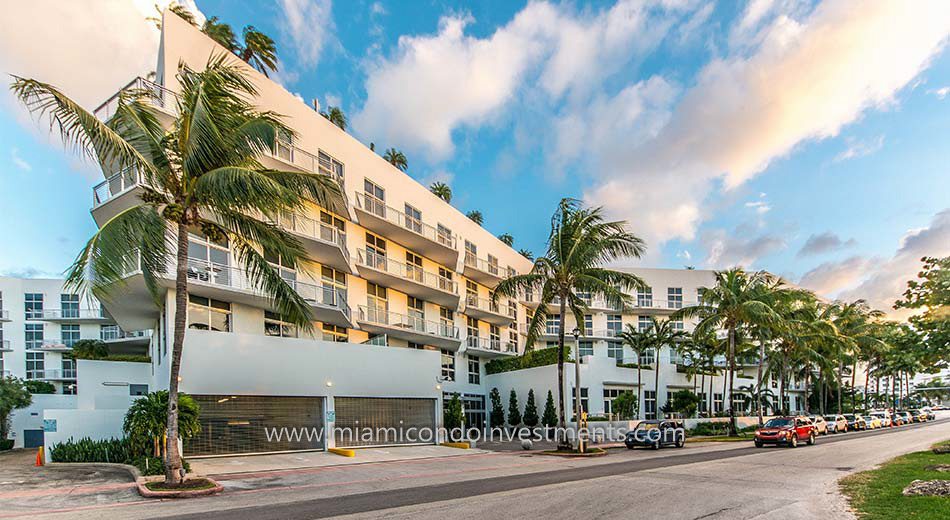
[754,416,818,448]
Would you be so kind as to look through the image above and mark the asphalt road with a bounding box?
[150,418,950,520]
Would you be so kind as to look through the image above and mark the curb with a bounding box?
[136,477,224,499]
[537,449,608,457]
[46,461,142,481]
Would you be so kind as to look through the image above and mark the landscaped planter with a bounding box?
[137,476,223,498]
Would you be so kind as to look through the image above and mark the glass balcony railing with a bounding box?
[463,252,504,278]
[357,306,459,340]
[356,250,458,295]
[38,308,110,320]
[354,193,456,250]
[94,77,178,121]
[100,328,153,342]
[92,167,147,208]
[27,369,77,381]
[464,294,515,318]
[277,213,348,259]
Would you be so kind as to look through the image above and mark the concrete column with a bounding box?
[324,395,335,450]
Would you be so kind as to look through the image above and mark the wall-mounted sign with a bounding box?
[326,410,336,423]
[42,419,57,433]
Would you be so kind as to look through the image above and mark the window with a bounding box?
[464,240,477,267]
[408,296,425,329]
[436,224,453,247]
[607,341,623,363]
[714,393,723,413]
[319,211,345,242]
[130,384,149,396]
[187,295,231,332]
[486,254,499,275]
[698,393,708,413]
[26,351,44,379]
[441,349,455,381]
[264,311,298,338]
[62,358,76,378]
[465,280,478,307]
[438,267,454,293]
[468,356,480,384]
[439,307,454,337]
[187,229,230,284]
[732,394,746,413]
[405,251,423,283]
[365,233,387,269]
[545,315,560,335]
[508,329,518,352]
[671,319,684,331]
[264,249,297,283]
[637,287,653,308]
[25,293,43,320]
[644,391,657,419]
[61,324,80,347]
[668,287,683,309]
[638,316,653,332]
[639,347,655,365]
[603,388,628,415]
[408,341,425,350]
[571,387,589,415]
[583,314,593,335]
[61,294,80,318]
[466,317,479,344]
[25,323,43,349]
[404,204,422,234]
[366,282,388,321]
[321,266,347,306]
[363,179,385,216]
[321,323,347,342]
[607,315,622,336]
[579,340,593,359]
[489,324,500,350]
[507,300,517,319]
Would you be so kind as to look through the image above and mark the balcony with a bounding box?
[462,253,507,287]
[0,339,11,352]
[588,329,622,339]
[91,167,148,226]
[0,310,10,322]
[355,250,459,307]
[353,193,458,266]
[464,336,517,358]
[629,299,697,314]
[463,295,515,326]
[26,341,74,353]
[28,369,77,381]
[100,328,153,354]
[263,140,345,187]
[356,306,460,350]
[277,213,350,272]
[37,308,113,324]
[94,77,178,123]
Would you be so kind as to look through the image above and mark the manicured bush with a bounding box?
[489,388,505,428]
[69,339,109,359]
[611,391,638,420]
[523,389,539,427]
[669,390,702,418]
[507,389,522,427]
[542,390,558,428]
[0,439,14,451]
[485,346,571,375]
[50,437,137,464]
[24,380,55,394]
[444,394,463,429]
[124,391,200,456]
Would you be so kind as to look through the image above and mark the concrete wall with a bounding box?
[8,394,77,448]
[43,408,127,461]
[76,359,152,410]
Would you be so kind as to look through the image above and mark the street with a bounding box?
[2,417,946,520]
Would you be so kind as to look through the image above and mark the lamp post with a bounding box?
[572,327,584,453]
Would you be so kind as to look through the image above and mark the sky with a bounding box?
[0,0,948,319]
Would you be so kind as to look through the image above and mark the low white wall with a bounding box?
[8,394,78,448]
[43,408,128,462]
[77,359,152,410]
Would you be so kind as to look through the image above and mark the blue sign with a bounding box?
[326,410,336,423]
[42,419,57,433]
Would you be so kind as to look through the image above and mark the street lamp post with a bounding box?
[572,327,584,453]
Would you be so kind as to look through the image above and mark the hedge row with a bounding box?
[485,346,572,375]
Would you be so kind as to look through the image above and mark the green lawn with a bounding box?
[840,443,950,519]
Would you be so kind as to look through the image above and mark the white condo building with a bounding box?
[7,13,803,455]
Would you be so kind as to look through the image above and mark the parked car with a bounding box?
[754,416,818,448]
[826,414,848,433]
[809,415,828,435]
[922,407,936,421]
[892,413,906,426]
[909,409,927,422]
[625,420,686,449]
[897,411,914,425]
[843,414,866,431]
[863,415,882,429]
[870,412,892,427]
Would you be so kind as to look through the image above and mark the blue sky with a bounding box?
[0,0,948,316]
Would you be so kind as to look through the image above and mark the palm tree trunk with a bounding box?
[819,367,825,416]
[803,367,810,415]
[864,364,871,410]
[850,360,857,412]
[637,365,643,420]
[708,369,714,419]
[556,297,568,448]
[164,222,190,485]
[756,338,765,426]
[727,327,737,435]
[836,356,843,413]
[700,371,706,417]
[654,346,661,420]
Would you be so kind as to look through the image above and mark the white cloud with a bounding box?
[370,2,387,16]
[798,256,872,296]
[419,169,454,187]
[928,86,950,99]
[584,0,950,251]
[10,147,31,171]
[833,134,885,162]
[278,0,333,69]
[797,231,857,257]
[701,228,786,268]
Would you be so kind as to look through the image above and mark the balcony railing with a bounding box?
[94,77,178,121]
[464,294,515,318]
[271,141,345,186]
[0,339,10,351]
[38,309,110,320]
[27,341,74,352]
[92,167,146,208]
[357,306,459,340]
[464,252,504,278]
[354,193,456,249]
[357,250,458,295]
[100,328,153,342]
[465,336,504,352]
[27,369,77,381]
[590,329,622,339]
[186,259,350,318]
[278,213,348,259]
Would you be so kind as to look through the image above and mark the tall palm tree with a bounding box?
[498,233,514,247]
[494,199,646,447]
[674,269,778,435]
[518,249,534,260]
[429,182,452,202]
[466,210,484,225]
[11,56,343,484]
[619,325,651,419]
[239,26,278,77]
[832,300,885,412]
[202,16,238,51]
[321,106,347,131]
[149,2,197,29]
[640,317,687,419]
[383,148,408,171]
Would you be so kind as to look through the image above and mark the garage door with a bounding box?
[185,395,325,456]
[334,397,436,447]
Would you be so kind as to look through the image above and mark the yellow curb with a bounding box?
[328,448,356,457]
[440,442,471,449]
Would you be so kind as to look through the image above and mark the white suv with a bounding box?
[809,415,828,435]
[826,414,848,433]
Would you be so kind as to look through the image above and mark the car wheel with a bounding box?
[675,435,685,448]
[652,441,660,450]
[754,439,763,448]
[626,444,635,450]
[789,435,799,448]
[807,432,816,445]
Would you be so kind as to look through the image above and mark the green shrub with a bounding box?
[507,389,522,427]
[542,390,558,427]
[522,389,539,427]
[24,380,55,394]
[102,355,151,363]
[485,346,571,375]
[669,390,702,418]
[0,439,14,451]
[124,391,200,456]
[69,339,109,359]
[132,456,190,476]
[489,388,505,427]
[611,391,638,420]
[689,422,730,437]
[50,437,137,464]
[444,394,463,429]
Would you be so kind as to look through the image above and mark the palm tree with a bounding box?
[11,55,343,484]
[466,210,484,225]
[202,17,238,50]
[239,26,278,77]
[640,317,687,419]
[321,106,347,131]
[674,269,778,435]
[149,2,197,29]
[498,233,514,247]
[518,249,534,260]
[619,325,651,419]
[429,182,452,202]
[494,199,646,447]
[383,148,408,171]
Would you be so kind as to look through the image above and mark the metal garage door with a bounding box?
[185,395,325,456]
[334,397,436,447]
